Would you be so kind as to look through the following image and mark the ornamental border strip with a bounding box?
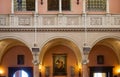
[0,28,120,32]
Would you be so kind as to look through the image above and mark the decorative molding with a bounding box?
[18,17,31,26]
[1,14,120,27]
[90,17,102,25]
[0,28,120,32]
[114,17,120,25]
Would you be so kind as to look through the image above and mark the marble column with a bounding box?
[11,0,14,14]
[106,0,110,14]
[59,0,62,13]
[32,52,40,77]
[35,0,38,14]
[82,0,86,14]
[82,64,89,77]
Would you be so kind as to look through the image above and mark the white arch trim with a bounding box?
[0,36,32,49]
[39,37,82,65]
[90,35,120,64]
[0,36,33,63]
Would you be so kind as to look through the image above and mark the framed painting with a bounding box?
[97,55,104,64]
[53,54,67,76]
[17,55,24,65]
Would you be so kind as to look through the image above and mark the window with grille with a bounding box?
[86,0,106,11]
[14,0,35,11]
[48,0,70,11]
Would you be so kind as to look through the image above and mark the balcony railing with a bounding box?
[0,14,120,28]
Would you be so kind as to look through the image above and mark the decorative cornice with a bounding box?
[0,28,120,32]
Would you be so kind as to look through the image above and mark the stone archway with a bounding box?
[39,38,82,77]
[39,38,82,65]
[88,38,120,76]
[91,38,120,64]
[0,38,33,77]
[0,38,28,63]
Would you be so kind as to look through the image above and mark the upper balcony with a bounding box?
[0,14,120,31]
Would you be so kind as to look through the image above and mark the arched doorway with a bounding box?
[88,38,120,77]
[39,38,82,77]
[13,70,28,77]
[0,38,33,77]
[8,67,33,77]
[89,66,114,77]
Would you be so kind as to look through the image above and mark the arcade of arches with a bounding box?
[0,38,120,77]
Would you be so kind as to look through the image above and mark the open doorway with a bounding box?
[89,66,113,77]
[94,72,106,77]
[13,70,28,77]
[8,67,33,77]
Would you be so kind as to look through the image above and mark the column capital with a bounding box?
[82,59,89,64]
[32,60,40,66]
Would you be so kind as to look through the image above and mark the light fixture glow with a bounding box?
[114,65,120,75]
[39,64,42,70]
[0,69,4,75]
[117,68,120,74]
[78,64,81,70]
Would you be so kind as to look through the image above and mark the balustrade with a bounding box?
[0,14,120,28]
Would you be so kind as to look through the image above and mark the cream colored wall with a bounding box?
[0,31,120,77]
[0,32,120,54]
[0,33,120,77]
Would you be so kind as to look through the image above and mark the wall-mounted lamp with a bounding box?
[117,67,120,76]
[78,65,81,77]
[41,0,43,5]
[32,48,40,66]
[117,68,120,73]
[39,64,42,70]
[114,65,120,77]
[70,66,75,77]
[45,66,50,77]
[39,64,42,77]
[0,70,3,75]
[83,45,91,55]
[0,67,4,77]
[32,48,39,52]
[77,0,79,5]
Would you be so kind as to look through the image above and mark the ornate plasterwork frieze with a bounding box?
[0,28,120,32]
